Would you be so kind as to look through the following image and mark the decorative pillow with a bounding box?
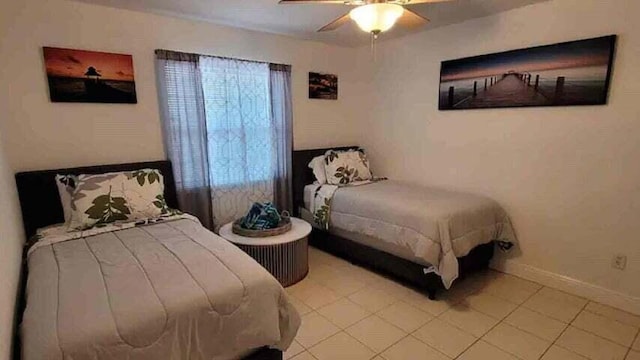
[308,155,327,184]
[324,149,373,185]
[55,174,78,224]
[68,169,170,230]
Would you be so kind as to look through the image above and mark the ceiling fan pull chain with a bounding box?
[371,32,377,62]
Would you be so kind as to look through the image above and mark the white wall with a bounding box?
[362,0,640,311]
[0,129,24,359]
[0,0,369,355]
[0,0,369,172]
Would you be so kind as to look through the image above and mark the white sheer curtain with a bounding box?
[156,50,292,229]
[200,56,275,227]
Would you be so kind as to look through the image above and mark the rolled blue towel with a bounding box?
[241,202,282,230]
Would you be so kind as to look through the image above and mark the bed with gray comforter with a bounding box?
[304,180,516,289]
[22,216,300,360]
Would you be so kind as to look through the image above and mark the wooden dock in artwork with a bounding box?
[446,73,567,109]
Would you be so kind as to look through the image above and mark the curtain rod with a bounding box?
[154,49,291,69]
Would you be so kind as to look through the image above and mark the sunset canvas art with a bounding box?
[43,47,137,103]
[439,35,616,110]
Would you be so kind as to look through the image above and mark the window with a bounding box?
[199,57,274,187]
[156,50,292,227]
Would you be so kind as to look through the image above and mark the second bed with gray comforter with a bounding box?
[304,180,516,288]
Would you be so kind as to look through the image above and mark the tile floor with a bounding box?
[284,246,640,360]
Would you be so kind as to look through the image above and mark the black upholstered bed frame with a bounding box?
[14,160,282,360]
[15,161,179,239]
[292,147,494,300]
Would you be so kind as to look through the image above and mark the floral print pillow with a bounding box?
[324,149,373,185]
[68,169,171,230]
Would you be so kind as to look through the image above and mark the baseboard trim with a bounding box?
[491,260,640,316]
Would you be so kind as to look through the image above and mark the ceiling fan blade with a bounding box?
[397,8,430,29]
[400,0,454,3]
[318,13,351,32]
[279,0,351,4]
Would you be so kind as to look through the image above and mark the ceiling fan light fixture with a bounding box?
[349,3,405,34]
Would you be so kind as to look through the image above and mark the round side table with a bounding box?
[219,217,311,287]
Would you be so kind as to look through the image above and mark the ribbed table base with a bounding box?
[235,236,309,287]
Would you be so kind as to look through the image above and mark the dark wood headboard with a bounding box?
[15,160,178,238]
[292,146,359,216]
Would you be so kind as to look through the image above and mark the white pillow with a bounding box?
[324,149,373,185]
[55,174,78,225]
[308,155,327,184]
[68,169,169,230]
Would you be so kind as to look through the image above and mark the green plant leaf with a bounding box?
[111,197,131,215]
[84,186,131,225]
[148,172,159,184]
[85,194,111,220]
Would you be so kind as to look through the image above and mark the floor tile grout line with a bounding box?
[566,300,640,349]
[405,333,454,360]
[408,320,460,359]
[569,319,639,348]
[342,311,408,358]
[306,329,379,359]
[552,341,599,360]
[458,286,552,359]
[574,301,640,330]
[623,328,640,359]
[501,306,570,344]
[519,302,576,325]
[371,331,411,358]
[540,301,589,359]
[463,283,545,359]
[583,301,640,329]
[546,300,593,360]
[520,304,635,350]
[447,286,540,359]
[624,347,632,360]
[308,249,639,359]
[374,299,436,323]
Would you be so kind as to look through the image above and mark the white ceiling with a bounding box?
[71,0,548,47]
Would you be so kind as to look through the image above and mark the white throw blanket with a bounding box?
[308,184,339,230]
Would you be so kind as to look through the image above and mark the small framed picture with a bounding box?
[309,72,338,100]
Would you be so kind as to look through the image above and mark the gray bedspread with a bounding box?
[22,218,300,360]
[308,180,516,288]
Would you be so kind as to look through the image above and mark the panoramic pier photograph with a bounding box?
[439,35,616,110]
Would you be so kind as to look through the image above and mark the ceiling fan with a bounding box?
[279,0,454,38]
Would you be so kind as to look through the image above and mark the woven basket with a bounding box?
[232,215,292,238]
